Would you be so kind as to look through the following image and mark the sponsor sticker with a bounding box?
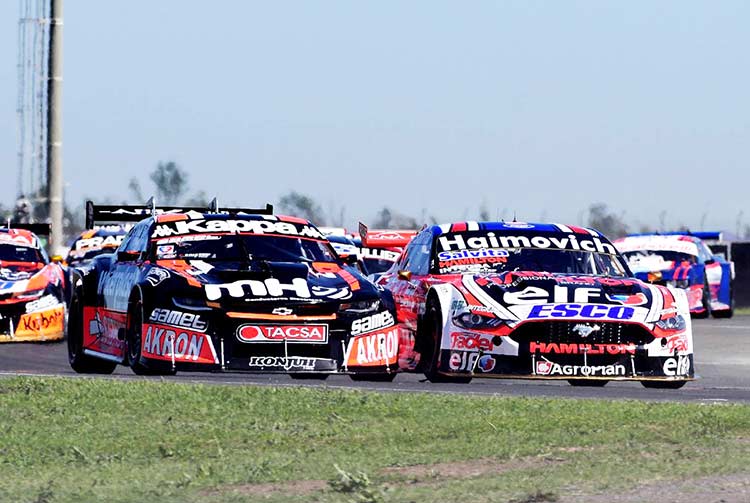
[156,244,176,259]
[145,268,170,286]
[25,294,62,313]
[450,332,495,351]
[149,308,207,332]
[14,306,65,336]
[75,235,125,252]
[527,303,635,320]
[477,354,496,372]
[351,311,394,336]
[437,232,617,255]
[205,278,352,301]
[529,342,636,355]
[142,323,218,364]
[345,327,399,367]
[236,324,328,343]
[663,355,691,376]
[535,360,626,377]
[247,356,317,370]
[152,219,324,240]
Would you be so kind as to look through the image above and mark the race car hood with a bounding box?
[0,263,55,297]
[455,271,670,324]
[154,259,375,307]
[0,262,43,281]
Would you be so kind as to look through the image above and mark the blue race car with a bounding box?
[614,233,734,318]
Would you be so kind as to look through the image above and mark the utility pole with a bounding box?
[46,0,63,253]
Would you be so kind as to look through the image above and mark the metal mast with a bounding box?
[46,0,63,252]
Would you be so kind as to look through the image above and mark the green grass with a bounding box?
[733,307,750,316]
[0,377,749,502]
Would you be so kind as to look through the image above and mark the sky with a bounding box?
[1,1,749,233]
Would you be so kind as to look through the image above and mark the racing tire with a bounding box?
[640,380,687,389]
[567,379,608,387]
[349,373,397,382]
[67,288,117,374]
[692,281,711,319]
[126,295,176,376]
[422,298,472,384]
[289,373,330,380]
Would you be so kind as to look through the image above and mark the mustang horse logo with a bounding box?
[572,324,600,338]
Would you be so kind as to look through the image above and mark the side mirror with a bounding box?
[117,250,140,262]
[50,255,64,264]
[397,270,412,281]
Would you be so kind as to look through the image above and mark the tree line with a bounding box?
[3,160,749,242]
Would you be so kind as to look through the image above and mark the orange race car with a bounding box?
[0,224,66,342]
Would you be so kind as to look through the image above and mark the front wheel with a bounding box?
[67,289,117,374]
[421,298,472,384]
[641,380,687,389]
[126,296,175,376]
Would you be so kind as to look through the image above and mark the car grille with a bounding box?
[512,321,654,346]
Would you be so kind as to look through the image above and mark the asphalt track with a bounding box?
[1,317,748,403]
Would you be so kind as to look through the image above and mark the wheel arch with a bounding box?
[420,283,464,351]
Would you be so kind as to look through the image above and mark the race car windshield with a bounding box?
[434,247,627,277]
[621,250,697,270]
[363,258,396,274]
[153,234,338,263]
[0,244,44,263]
[67,247,117,264]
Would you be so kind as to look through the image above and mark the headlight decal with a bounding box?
[655,314,686,332]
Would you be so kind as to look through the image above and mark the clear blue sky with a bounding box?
[1,1,748,231]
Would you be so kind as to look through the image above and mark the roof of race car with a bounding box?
[614,234,700,256]
[430,221,604,237]
[71,225,130,241]
[0,228,40,248]
[152,212,310,224]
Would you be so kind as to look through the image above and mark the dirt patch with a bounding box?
[202,449,583,498]
[561,472,750,503]
[382,449,585,483]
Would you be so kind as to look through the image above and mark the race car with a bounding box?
[374,221,694,388]
[357,225,416,277]
[614,233,734,318]
[65,224,130,304]
[67,201,400,380]
[66,225,130,267]
[0,224,66,342]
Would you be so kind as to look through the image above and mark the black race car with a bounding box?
[67,201,400,380]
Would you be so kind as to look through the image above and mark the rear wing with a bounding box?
[85,198,273,229]
[627,231,725,241]
[1,222,51,236]
[358,222,416,248]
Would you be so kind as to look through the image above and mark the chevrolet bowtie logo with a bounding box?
[572,324,601,338]
[272,307,293,316]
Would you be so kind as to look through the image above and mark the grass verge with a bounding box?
[0,377,748,502]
